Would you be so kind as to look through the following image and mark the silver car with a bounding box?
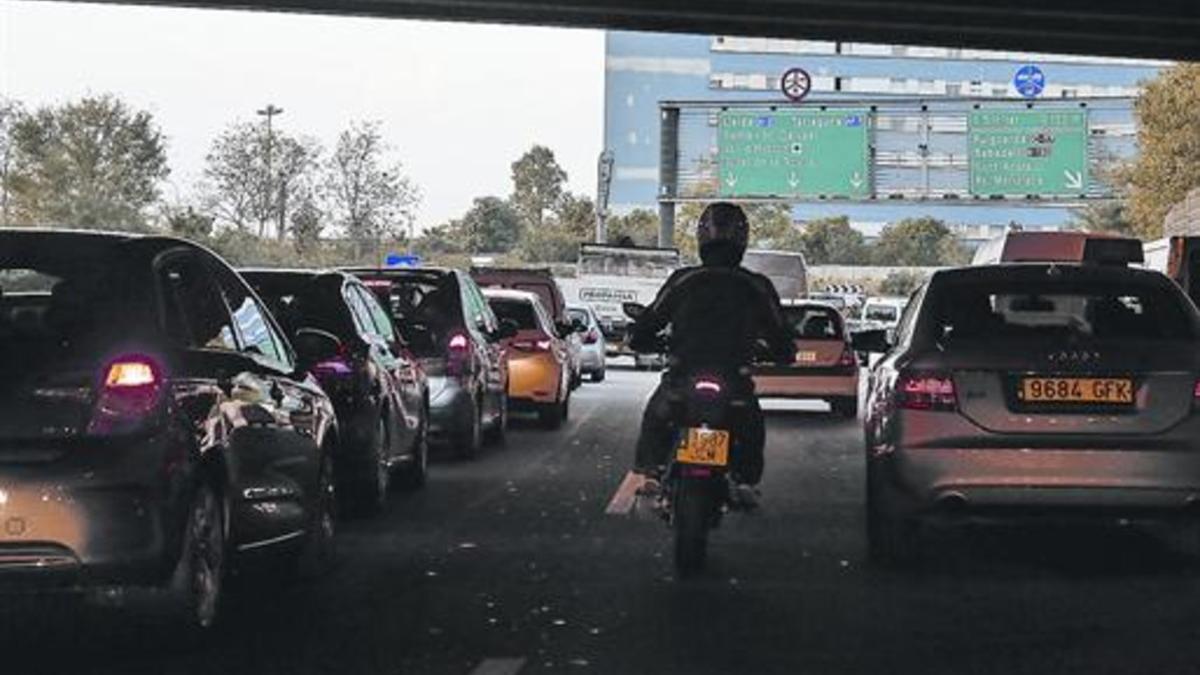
[567,304,607,382]
[858,263,1200,564]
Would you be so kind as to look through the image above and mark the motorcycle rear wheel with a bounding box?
[672,479,711,577]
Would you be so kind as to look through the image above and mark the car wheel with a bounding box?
[538,396,566,430]
[295,452,338,578]
[349,417,389,517]
[164,481,226,632]
[866,461,919,567]
[453,397,483,459]
[832,397,858,419]
[484,393,507,446]
[398,411,429,489]
[590,369,606,383]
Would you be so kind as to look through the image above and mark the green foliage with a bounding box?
[606,209,659,247]
[873,217,962,266]
[457,196,524,253]
[6,95,168,230]
[325,120,420,249]
[1127,63,1200,239]
[510,145,567,230]
[878,271,926,296]
[1069,200,1133,236]
[798,216,867,264]
[165,205,215,240]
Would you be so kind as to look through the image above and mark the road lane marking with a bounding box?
[605,471,646,515]
[469,657,526,675]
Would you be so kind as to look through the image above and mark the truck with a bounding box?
[555,243,681,367]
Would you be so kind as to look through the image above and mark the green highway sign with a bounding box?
[968,109,1089,197]
[717,110,871,199]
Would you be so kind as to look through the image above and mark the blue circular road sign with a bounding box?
[1013,64,1046,99]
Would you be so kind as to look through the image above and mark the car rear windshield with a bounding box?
[490,299,538,331]
[864,305,899,322]
[362,273,461,338]
[513,283,558,319]
[248,275,345,337]
[927,278,1196,342]
[783,306,843,340]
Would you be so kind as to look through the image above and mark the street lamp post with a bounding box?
[256,104,283,239]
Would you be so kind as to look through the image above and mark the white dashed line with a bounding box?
[468,657,527,675]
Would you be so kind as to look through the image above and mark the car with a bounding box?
[857,296,906,335]
[567,303,607,382]
[483,288,573,429]
[857,263,1200,565]
[243,269,430,515]
[470,266,585,385]
[347,267,511,458]
[751,301,859,417]
[0,229,340,631]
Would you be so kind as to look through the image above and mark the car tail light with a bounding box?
[694,379,722,395]
[896,371,957,411]
[89,354,164,433]
[511,338,552,352]
[1193,379,1200,408]
[448,333,469,352]
[584,329,600,345]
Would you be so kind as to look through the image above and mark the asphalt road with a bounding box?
[9,366,1200,675]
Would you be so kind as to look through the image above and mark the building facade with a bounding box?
[603,31,1166,245]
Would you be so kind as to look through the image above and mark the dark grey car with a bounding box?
[859,263,1200,564]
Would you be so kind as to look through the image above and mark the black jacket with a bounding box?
[629,263,796,370]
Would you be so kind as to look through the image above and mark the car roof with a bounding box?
[343,266,454,278]
[0,227,215,269]
[931,262,1172,287]
[482,287,541,302]
[781,299,844,312]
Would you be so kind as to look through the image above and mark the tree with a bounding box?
[799,216,866,264]
[456,196,524,253]
[878,271,926,296]
[745,203,803,251]
[290,191,324,254]
[325,120,420,254]
[202,120,321,239]
[511,145,567,230]
[606,209,659,247]
[164,205,215,241]
[1126,63,1200,238]
[413,222,464,256]
[873,217,962,266]
[0,98,21,226]
[552,192,596,240]
[5,95,168,230]
[1070,200,1133,235]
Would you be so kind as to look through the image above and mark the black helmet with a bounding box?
[696,202,749,266]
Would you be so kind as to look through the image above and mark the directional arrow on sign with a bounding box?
[788,173,800,189]
[849,172,864,190]
[725,174,739,189]
[1063,170,1084,190]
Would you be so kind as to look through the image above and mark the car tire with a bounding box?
[349,417,390,516]
[832,397,858,419]
[163,480,226,634]
[293,452,339,579]
[484,393,507,446]
[398,411,429,489]
[538,396,566,430]
[453,397,483,459]
[590,369,606,383]
[866,461,919,567]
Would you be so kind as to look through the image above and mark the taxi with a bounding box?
[483,288,573,429]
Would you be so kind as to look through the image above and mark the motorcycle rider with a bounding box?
[629,202,796,504]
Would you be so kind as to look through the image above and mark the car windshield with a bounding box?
[783,306,843,339]
[929,278,1195,342]
[863,305,899,322]
[490,298,538,330]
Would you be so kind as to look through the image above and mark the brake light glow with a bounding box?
[694,380,722,394]
[448,333,469,351]
[838,345,857,368]
[90,355,164,434]
[897,372,957,411]
[1193,379,1200,406]
[584,329,600,345]
[105,361,157,388]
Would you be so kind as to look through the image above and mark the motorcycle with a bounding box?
[624,302,745,576]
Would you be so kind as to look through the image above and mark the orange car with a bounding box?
[751,301,860,417]
[483,289,573,429]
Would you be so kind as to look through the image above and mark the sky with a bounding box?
[0,1,605,228]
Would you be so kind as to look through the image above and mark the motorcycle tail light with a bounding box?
[694,379,722,395]
[896,371,957,411]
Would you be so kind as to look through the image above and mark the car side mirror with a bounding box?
[851,329,891,354]
[496,319,519,340]
[623,302,647,320]
[571,318,588,334]
[293,327,342,368]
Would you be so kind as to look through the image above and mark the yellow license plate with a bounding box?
[1019,377,1134,404]
[795,351,818,363]
[675,428,731,466]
